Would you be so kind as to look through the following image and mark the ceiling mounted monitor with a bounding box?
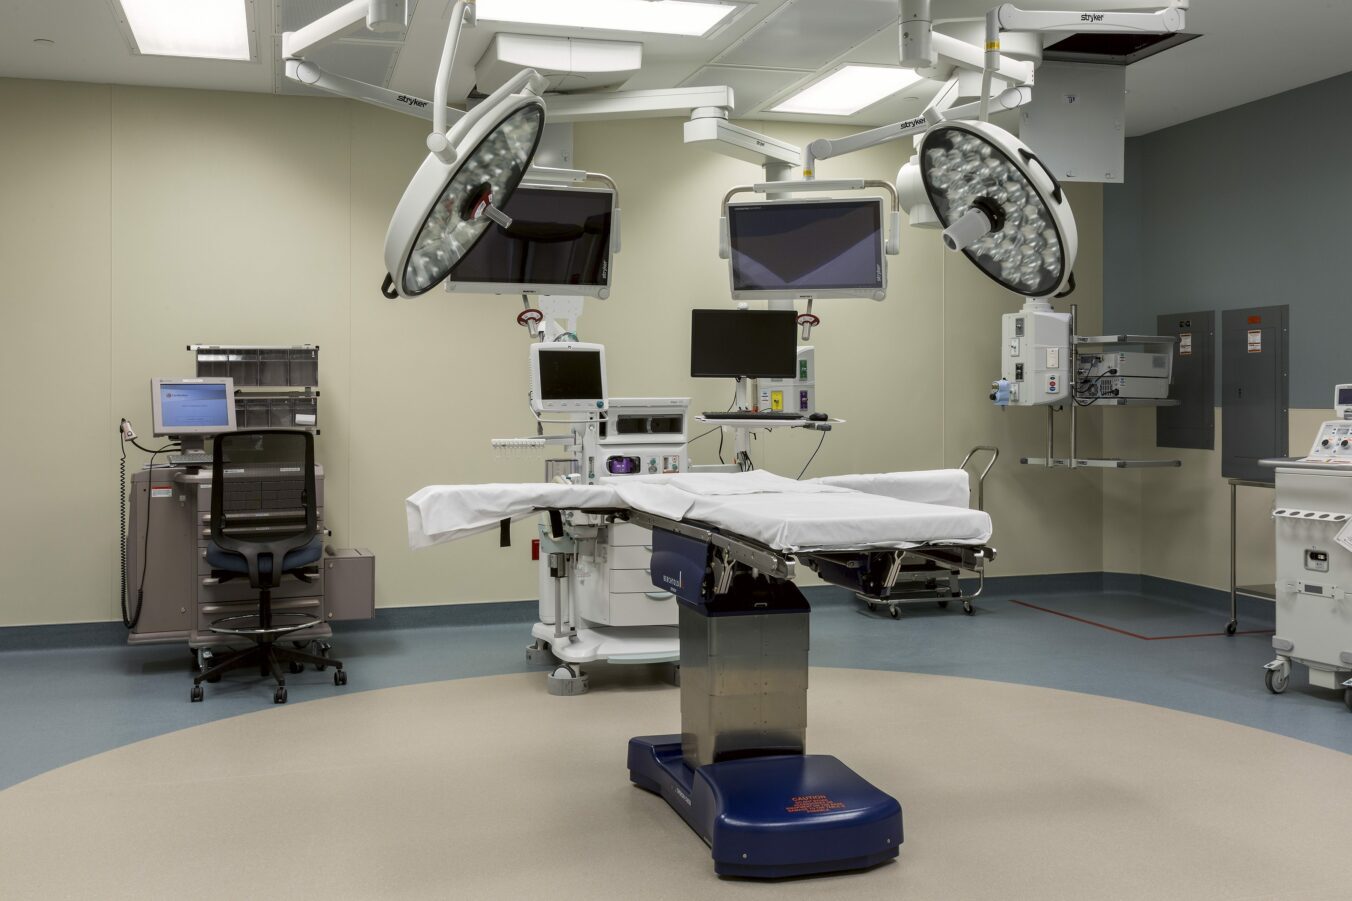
[726,197,886,301]
[444,184,616,298]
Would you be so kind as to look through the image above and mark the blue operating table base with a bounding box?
[627,735,903,879]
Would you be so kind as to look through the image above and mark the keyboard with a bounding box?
[169,451,213,467]
[703,411,802,421]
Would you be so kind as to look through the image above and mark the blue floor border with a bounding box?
[0,571,1272,651]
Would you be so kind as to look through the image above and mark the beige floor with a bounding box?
[2,668,1350,900]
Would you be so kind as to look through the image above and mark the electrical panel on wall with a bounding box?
[1221,307,1289,482]
[1156,311,1214,450]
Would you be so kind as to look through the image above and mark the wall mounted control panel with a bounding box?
[1303,421,1352,462]
[1000,309,1071,406]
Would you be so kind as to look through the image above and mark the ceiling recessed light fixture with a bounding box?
[475,0,740,38]
[110,0,255,61]
[771,65,925,117]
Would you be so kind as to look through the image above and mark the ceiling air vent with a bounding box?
[1042,31,1198,66]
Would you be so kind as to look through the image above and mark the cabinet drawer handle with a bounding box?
[644,591,673,601]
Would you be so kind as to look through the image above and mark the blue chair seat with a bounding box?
[207,535,324,577]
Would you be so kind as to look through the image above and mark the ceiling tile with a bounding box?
[713,0,899,70]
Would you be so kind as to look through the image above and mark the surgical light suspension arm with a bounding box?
[284,59,465,126]
[803,77,1031,175]
[428,0,473,163]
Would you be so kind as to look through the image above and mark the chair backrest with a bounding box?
[210,430,317,588]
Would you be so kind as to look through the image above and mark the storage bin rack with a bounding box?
[188,345,320,433]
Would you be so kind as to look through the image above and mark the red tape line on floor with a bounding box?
[1009,599,1275,641]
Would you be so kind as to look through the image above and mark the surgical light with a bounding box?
[113,0,252,61]
[918,120,1077,298]
[383,76,546,298]
[475,0,740,37]
[771,66,926,117]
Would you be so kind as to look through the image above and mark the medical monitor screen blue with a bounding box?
[153,379,236,436]
[444,185,614,296]
[727,198,885,299]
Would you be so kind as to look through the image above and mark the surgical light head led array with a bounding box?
[919,120,1077,298]
[383,78,546,299]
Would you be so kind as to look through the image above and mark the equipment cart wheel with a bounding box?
[334,669,348,686]
[865,601,876,612]
[1345,688,1352,713]
[888,606,900,619]
[963,601,974,616]
[190,684,204,703]
[937,600,949,609]
[1264,667,1289,695]
[547,663,590,696]
[1226,620,1237,636]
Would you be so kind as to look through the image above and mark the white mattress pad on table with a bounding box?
[407,470,990,553]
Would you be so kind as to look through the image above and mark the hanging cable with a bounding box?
[797,429,829,480]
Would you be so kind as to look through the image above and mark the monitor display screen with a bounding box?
[728,199,884,297]
[538,349,604,401]
[1339,386,1352,407]
[159,381,232,430]
[446,186,613,292]
[690,309,797,379]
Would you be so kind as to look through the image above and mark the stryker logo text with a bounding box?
[1080,13,1104,21]
[397,94,429,108]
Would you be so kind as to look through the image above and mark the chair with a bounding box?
[190,430,347,704]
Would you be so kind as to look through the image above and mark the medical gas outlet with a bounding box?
[756,346,816,415]
[995,308,1071,406]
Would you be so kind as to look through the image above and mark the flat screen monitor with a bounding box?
[444,184,615,298]
[530,342,608,414]
[690,309,797,379]
[727,197,886,301]
[151,378,236,436]
[1336,384,1352,417]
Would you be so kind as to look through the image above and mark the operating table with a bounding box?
[407,469,996,878]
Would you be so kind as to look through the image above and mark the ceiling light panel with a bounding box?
[772,66,924,117]
[714,0,899,70]
[475,0,740,38]
[113,0,255,60]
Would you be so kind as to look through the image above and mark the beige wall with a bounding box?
[0,76,1108,626]
[1102,407,1327,592]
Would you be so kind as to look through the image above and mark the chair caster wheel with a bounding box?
[288,661,304,674]
[334,669,347,686]
[889,606,900,619]
[274,687,288,704]
[191,685,204,703]
[316,643,331,671]
[1226,621,1237,636]
[866,602,876,611]
[937,600,949,609]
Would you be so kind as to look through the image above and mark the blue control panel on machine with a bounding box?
[649,527,710,606]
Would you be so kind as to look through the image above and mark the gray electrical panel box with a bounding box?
[1221,306,1288,482]
[1156,311,1214,450]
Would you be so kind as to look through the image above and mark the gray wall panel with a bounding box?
[1103,71,1352,408]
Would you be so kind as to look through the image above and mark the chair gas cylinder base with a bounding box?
[190,430,348,705]
[627,526,903,879]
